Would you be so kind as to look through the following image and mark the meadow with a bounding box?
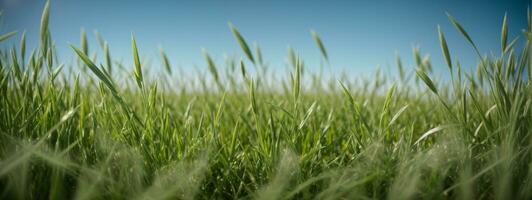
[1,2,532,199]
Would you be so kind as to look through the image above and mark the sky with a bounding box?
[0,0,529,76]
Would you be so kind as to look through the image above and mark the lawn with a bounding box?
[1,2,531,199]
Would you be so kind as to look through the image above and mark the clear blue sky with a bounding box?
[0,0,528,76]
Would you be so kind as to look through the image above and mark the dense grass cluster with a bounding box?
[1,2,532,199]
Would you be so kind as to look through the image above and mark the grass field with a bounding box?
[1,2,532,199]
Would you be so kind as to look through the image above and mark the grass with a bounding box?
[1,2,532,199]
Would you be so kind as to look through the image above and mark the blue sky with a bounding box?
[0,0,528,76]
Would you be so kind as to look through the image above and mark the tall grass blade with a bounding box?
[416,68,438,94]
[446,12,481,56]
[311,30,329,61]
[0,31,17,42]
[132,34,143,89]
[71,45,117,94]
[501,13,508,51]
[229,23,255,64]
[40,1,50,55]
[159,47,172,75]
[414,125,446,145]
[438,25,452,72]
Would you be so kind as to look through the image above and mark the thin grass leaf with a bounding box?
[20,31,26,60]
[249,78,258,114]
[0,31,17,42]
[71,45,117,94]
[311,30,328,61]
[203,50,219,82]
[389,105,409,127]
[131,34,143,89]
[298,101,317,130]
[159,47,172,75]
[51,64,64,81]
[240,59,247,79]
[501,13,508,51]
[438,25,452,72]
[215,92,227,126]
[504,37,519,54]
[104,42,112,74]
[288,46,296,68]
[229,23,255,64]
[255,43,263,65]
[414,125,446,145]
[416,68,438,94]
[293,57,301,104]
[204,50,225,91]
[446,12,481,56]
[338,81,355,105]
[396,54,405,81]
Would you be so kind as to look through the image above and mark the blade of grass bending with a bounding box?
[72,45,144,127]
[214,92,227,127]
[203,50,219,82]
[228,23,255,63]
[0,31,17,42]
[504,37,519,54]
[311,30,329,62]
[298,101,317,130]
[159,47,172,75]
[338,80,366,128]
[415,68,438,94]
[388,105,409,127]
[203,49,224,91]
[438,25,452,72]
[414,125,446,145]
[71,45,117,94]
[446,13,482,57]
[383,82,396,113]
[338,81,355,106]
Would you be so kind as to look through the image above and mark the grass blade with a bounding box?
[229,23,255,64]
[416,68,438,94]
[80,28,89,55]
[131,34,143,89]
[159,47,172,75]
[414,125,446,145]
[501,13,508,51]
[0,31,17,42]
[71,45,117,94]
[311,30,329,61]
[40,1,50,54]
[446,12,481,56]
[438,25,452,72]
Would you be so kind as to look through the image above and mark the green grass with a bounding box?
[1,2,532,199]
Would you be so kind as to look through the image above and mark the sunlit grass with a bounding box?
[1,2,531,199]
